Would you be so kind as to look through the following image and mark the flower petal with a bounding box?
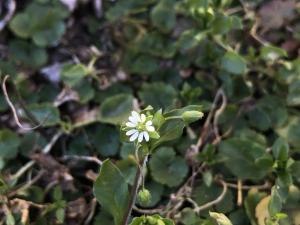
[129,131,139,142]
[146,125,155,132]
[128,116,138,124]
[140,114,146,122]
[126,129,137,136]
[132,111,141,122]
[126,122,137,128]
[146,121,152,126]
[138,132,144,143]
[143,131,149,142]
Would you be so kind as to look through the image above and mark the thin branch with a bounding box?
[132,205,163,214]
[10,161,35,181]
[195,88,226,150]
[42,131,63,154]
[1,75,48,130]
[0,0,16,31]
[62,155,102,166]
[10,131,63,182]
[84,198,97,225]
[11,198,47,209]
[8,170,45,197]
[237,179,243,206]
[212,89,227,145]
[194,179,227,213]
[218,179,271,190]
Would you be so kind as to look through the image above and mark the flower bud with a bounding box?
[182,111,204,123]
[138,188,151,206]
[157,219,166,225]
[147,216,157,225]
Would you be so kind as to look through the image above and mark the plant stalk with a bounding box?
[121,155,148,225]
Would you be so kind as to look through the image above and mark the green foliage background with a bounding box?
[1,0,300,224]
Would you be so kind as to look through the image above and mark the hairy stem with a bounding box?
[121,154,148,225]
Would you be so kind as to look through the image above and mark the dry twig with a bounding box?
[1,75,49,130]
[0,0,16,31]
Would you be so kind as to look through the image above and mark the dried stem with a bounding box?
[132,205,163,214]
[62,155,102,166]
[237,179,243,206]
[218,179,271,190]
[194,179,228,213]
[1,75,49,130]
[10,131,63,182]
[195,88,226,150]
[84,198,97,225]
[0,0,16,31]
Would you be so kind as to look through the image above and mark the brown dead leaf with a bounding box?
[32,153,75,192]
[10,199,30,224]
[72,106,99,126]
[258,0,297,32]
[54,86,80,107]
[255,196,271,225]
[66,198,87,219]
[85,169,98,182]
[281,39,299,54]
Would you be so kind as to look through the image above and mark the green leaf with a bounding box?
[99,94,134,125]
[9,1,68,46]
[164,105,203,118]
[272,138,289,161]
[246,106,272,131]
[268,186,282,216]
[32,21,65,47]
[105,0,153,21]
[73,79,95,103]
[139,82,177,110]
[88,124,120,157]
[211,14,243,35]
[151,0,176,33]
[61,63,87,87]
[151,119,185,150]
[93,160,129,225]
[0,129,21,159]
[276,117,300,147]
[93,211,114,225]
[180,208,204,225]
[260,45,287,61]
[135,32,176,58]
[125,54,160,75]
[287,80,300,106]
[9,40,48,68]
[218,137,273,180]
[221,51,247,75]
[209,212,233,225]
[193,183,234,214]
[9,13,32,38]
[129,215,175,225]
[6,211,15,225]
[55,208,65,223]
[149,147,188,187]
[25,103,60,127]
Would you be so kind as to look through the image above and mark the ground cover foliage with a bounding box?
[1,0,300,224]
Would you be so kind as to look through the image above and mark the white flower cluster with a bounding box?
[125,111,155,143]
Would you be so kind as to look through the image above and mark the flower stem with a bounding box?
[121,154,148,225]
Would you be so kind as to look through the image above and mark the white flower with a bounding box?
[125,111,155,143]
